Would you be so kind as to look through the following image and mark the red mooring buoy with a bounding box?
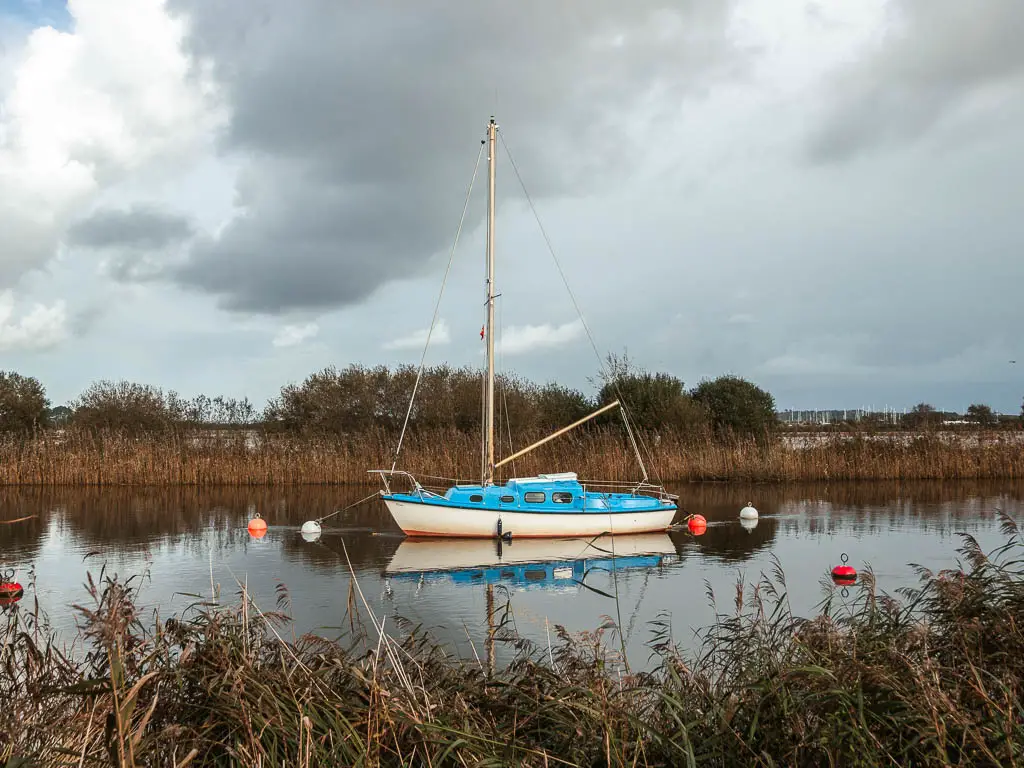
[687,514,707,535]
[831,553,857,585]
[0,581,24,605]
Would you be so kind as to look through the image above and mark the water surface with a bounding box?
[2,481,1021,666]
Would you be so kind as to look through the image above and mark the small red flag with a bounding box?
[480,325,485,340]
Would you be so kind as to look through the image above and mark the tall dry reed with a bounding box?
[1,427,1022,486]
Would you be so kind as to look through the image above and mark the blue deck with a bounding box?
[383,473,676,515]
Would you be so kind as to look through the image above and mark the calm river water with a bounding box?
[2,481,1022,666]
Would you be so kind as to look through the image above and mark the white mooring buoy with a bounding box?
[300,520,322,542]
[739,501,759,520]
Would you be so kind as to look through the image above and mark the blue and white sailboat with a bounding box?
[371,118,677,538]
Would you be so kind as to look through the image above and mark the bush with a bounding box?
[595,352,709,435]
[0,371,50,432]
[71,380,176,434]
[904,402,942,429]
[966,403,996,427]
[534,382,593,430]
[69,382,258,435]
[265,364,602,436]
[264,364,403,434]
[690,375,776,440]
[170,393,257,427]
[46,405,73,426]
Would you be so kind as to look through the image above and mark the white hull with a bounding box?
[387,533,676,573]
[383,499,676,538]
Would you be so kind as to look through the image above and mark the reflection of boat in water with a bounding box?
[385,533,677,589]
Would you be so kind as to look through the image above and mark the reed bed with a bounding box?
[4,517,1024,765]
[1,427,1023,486]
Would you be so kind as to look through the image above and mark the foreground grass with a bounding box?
[4,519,1024,766]
[2,426,1023,485]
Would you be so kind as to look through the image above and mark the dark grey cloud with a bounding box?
[67,205,196,250]
[808,0,1024,163]
[165,0,741,313]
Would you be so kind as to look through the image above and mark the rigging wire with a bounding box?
[391,141,485,471]
[498,133,662,487]
[498,296,516,477]
[620,408,649,485]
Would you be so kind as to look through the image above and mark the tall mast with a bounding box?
[483,116,497,486]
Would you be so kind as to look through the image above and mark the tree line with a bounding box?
[0,372,258,433]
[0,357,778,441]
[3,364,1019,441]
[786,402,1022,429]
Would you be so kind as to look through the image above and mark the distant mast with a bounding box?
[483,117,497,486]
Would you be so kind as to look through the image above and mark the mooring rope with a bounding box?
[315,491,380,524]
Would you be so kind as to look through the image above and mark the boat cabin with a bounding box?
[397,473,673,515]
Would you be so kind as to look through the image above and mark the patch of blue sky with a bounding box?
[2,0,71,32]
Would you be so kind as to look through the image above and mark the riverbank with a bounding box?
[1,427,1022,485]
[3,524,1022,765]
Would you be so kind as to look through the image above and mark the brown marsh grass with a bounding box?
[16,425,1024,487]
[1,426,1023,485]
[4,515,1024,765]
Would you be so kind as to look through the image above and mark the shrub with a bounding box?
[0,371,50,432]
[71,380,176,434]
[595,352,709,435]
[967,403,996,427]
[690,374,777,440]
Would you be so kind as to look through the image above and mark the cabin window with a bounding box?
[552,492,573,504]
[500,495,515,503]
[469,494,484,503]
[524,491,546,503]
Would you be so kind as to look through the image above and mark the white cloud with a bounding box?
[272,322,319,348]
[497,320,584,356]
[383,319,451,351]
[0,291,67,350]
[0,0,221,286]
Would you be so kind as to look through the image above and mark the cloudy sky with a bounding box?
[1,0,1022,414]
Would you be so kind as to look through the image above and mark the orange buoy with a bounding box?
[0,580,24,605]
[687,514,707,535]
[247,513,268,537]
[831,553,856,585]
